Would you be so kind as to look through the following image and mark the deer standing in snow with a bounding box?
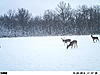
[91,35,99,43]
[61,38,71,45]
[67,40,78,49]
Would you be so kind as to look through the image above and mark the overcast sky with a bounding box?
[0,0,100,16]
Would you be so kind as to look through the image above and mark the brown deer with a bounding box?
[91,35,99,43]
[67,40,78,49]
[61,38,71,45]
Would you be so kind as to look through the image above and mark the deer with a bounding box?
[67,40,78,49]
[61,38,71,45]
[91,35,99,43]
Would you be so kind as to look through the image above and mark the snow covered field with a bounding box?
[0,35,100,71]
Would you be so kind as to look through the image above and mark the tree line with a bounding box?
[0,1,100,37]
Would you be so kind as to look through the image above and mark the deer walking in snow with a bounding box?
[67,40,78,49]
[91,35,99,43]
[61,38,71,45]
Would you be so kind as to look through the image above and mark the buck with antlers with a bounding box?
[61,38,71,45]
[67,40,78,49]
[91,35,99,43]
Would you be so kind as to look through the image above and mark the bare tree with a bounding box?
[15,8,32,35]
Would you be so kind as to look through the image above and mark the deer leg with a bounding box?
[76,44,78,48]
[95,39,97,42]
[71,45,73,48]
[95,39,98,43]
[75,44,76,48]
[93,39,95,43]
[97,39,99,41]
[67,45,69,49]
[74,44,76,48]
[96,39,99,42]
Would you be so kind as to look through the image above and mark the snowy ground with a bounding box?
[0,35,100,71]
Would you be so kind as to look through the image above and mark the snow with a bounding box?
[0,35,100,71]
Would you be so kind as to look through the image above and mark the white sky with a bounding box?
[0,0,100,16]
